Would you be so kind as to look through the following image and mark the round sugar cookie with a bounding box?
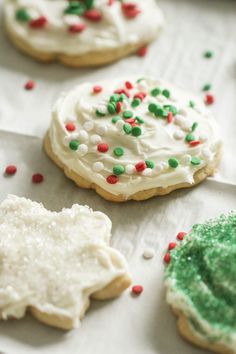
[0,195,131,330]
[44,77,222,202]
[4,0,164,67]
[165,213,236,354]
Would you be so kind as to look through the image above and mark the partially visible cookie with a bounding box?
[4,0,164,67]
[165,213,236,354]
[45,77,222,202]
[0,195,131,330]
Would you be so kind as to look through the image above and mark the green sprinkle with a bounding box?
[112,116,121,124]
[148,103,158,113]
[109,94,120,103]
[107,103,116,115]
[113,165,125,175]
[145,160,155,169]
[202,83,212,92]
[96,110,106,117]
[164,105,178,116]
[204,50,214,58]
[123,123,132,134]
[123,110,133,119]
[192,122,198,131]
[69,139,80,151]
[162,89,170,98]
[113,147,124,157]
[64,2,85,15]
[120,93,128,101]
[16,8,31,21]
[132,126,142,137]
[135,116,145,124]
[131,98,141,108]
[151,88,161,97]
[189,100,195,108]
[168,158,179,168]
[191,157,201,165]
[155,107,168,118]
[137,77,145,83]
[185,133,195,142]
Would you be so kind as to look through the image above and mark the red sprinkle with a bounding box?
[177,232,187,241]
[32,173,44,184]
[107,0,115,5]
[135,161,146,172]
[168,242,177,251]
[65,123,76,132]
[116,101,122,113]
[124,118,135,124]
[134,92,147,101]
[114,88,130,98]
[24,80,35,90]
[164,253,171,264]
[125,81,133,90]
[69,23,86,33]
[30,16,47,29]
[97,143,109,153]
[205,94,214,105]
[190,140,201,147]
[122,3,141,18]
[132,285,143,295]
[137,46,148,57]
[84,9,102,22]
[5,165,17,175]
[167,112,173,124]
[106,175,119,184]
[93,85,103,94]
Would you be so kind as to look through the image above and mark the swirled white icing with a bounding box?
[4,0,164,55]
[0,195,130,327]
[48,77,222,199]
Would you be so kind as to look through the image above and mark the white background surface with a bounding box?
[0,1,236,353]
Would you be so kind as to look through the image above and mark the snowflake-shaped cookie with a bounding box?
[0,195,131,330]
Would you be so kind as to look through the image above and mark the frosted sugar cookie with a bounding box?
[45,77,222,202]
[4,0,164,67]
[165,213,236,354]
[0,195,131,330]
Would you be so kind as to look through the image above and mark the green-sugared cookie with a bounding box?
[165,213,236,354]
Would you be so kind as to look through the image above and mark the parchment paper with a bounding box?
[0,0,236,353]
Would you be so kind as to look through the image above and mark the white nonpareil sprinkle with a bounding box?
[125,164,135,175]
[173,130,185,140]
[143,248,155,260]
[93,162,104,172]
[83,121,94,131]
[78,144,88,156]
[96,125,107,136]
[78,130,89,142]
[90,134,102,145]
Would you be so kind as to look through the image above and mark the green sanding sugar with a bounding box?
[165,213,236,335]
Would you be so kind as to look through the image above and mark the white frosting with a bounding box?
[0,195,129,327]
[48,77,222,199]
[4,0,164,55]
